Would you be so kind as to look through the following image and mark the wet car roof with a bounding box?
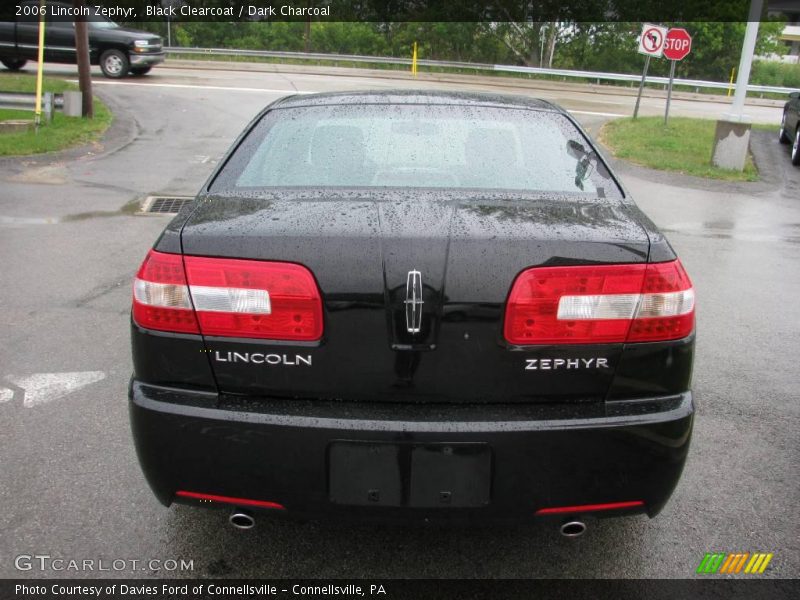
[272,90,563,113]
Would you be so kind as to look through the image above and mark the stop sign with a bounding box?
[663,28,692,61]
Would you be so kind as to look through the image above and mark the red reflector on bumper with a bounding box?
[175,490,286,510]
[535,500,644,515]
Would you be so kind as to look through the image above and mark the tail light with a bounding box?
[132,250,199,334]
[133,250,323,341]
[504,260,694,345]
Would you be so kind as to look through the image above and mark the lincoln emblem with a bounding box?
[405,270,424,334]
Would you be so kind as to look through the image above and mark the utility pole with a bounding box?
[711,0,762,171]
[73,0,93,118]
[729,5,762,119]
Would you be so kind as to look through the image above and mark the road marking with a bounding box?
[569,110,624,117]
[69,79,623,115]
[0,215,59,225]
[6,371,106,408]
[71,79,310,95]
[0,387,12,403]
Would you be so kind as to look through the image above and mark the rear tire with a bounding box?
[792,128,800,166]
[779,112,791,144]
[99,49,129,79]
[130,66,152,76]
[1,58,27,71]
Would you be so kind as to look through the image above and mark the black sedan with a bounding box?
[129,91,695,536]
[779,90,800,165]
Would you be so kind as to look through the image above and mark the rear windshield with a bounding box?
[211,103,621,196]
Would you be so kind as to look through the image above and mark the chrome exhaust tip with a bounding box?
[229,510,255,530]
[560,520,587,538]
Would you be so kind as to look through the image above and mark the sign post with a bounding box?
[634,24,667,119]
[664,59,677,125]
[662,28,692,126]
[34,0,46,130]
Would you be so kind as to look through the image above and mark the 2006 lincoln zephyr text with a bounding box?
[129,91,695,535]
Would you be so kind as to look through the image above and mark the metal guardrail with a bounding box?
[0,91,64,122]
[165,46,799,96]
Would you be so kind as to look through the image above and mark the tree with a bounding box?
[553,20,787,82]
[555,23,643,74]
[479,22,551,67]
[144,17,789,85]
[674,21,787,80]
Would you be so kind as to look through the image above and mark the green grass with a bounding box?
[0,108,33,120]
[600,116,760,182]
[0,72,112,156]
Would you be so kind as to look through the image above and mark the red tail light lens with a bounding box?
[183,256,323,341]
[133,250,200,334]
[626,260,695,342]
[504,260,694,345]
[132,250,323,341]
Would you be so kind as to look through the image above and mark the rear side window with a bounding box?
[213,103,620,196]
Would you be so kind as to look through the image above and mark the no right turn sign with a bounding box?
[638,23,667,58]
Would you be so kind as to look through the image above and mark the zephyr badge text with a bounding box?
[525,357,609,370]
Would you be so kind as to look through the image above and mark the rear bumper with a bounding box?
[129,380,693,522]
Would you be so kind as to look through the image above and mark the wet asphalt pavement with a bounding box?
[0,64,798,580]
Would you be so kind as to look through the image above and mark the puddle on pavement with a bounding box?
[4,165,71,185]
[701,220,736,230]
[61,198,142,221]
[662,221,800,245]
[0,198,145,226]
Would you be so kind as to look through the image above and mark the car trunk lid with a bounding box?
[177,190,650,403]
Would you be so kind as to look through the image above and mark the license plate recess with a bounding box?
[328,441,491,508]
